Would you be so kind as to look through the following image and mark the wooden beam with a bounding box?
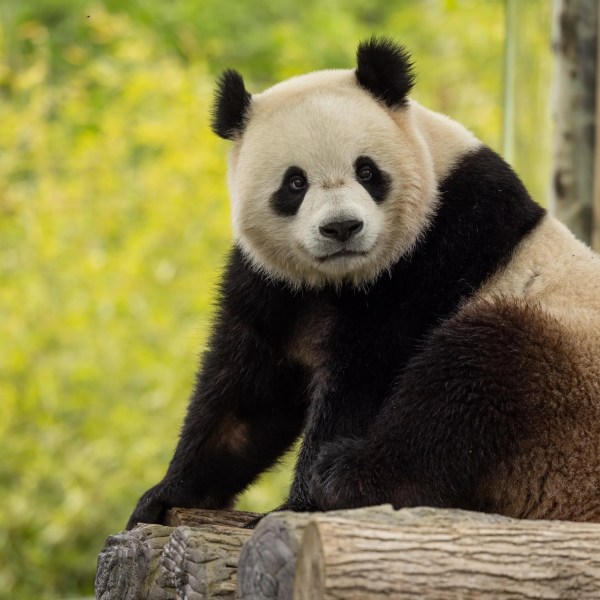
[96,507,600,599]
[237,505,400,600]
[95,509,257,600]
[165,507,259,528]
[293,513,600,600]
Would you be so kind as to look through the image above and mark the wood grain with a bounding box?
[294,513,600,599]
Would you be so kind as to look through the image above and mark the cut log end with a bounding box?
[162,524,253,599]
[95,525,174,600]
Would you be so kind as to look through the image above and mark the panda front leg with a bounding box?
[283,379,389,513]
[308,302,542,513]
[126,308,307,529]
[282,414,341,513]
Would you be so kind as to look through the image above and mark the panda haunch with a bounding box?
[127,38,600,528]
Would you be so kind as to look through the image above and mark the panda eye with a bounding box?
[357,165,373,182]
[354,156,390,203]
[288,175,307,192]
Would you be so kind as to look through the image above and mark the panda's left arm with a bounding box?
[126,248,307,528]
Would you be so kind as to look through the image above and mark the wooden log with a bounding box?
[237,505,509,600]
[95,524,175,600]
[161,524,252,599]
[96,509,256,600]
[294,511,600,600]
[165,507,259,528]
[237,510,310,600]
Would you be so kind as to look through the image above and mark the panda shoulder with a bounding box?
[475,214,600,312]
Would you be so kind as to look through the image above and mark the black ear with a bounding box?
[355,37,415,108]
[211,69,252,140]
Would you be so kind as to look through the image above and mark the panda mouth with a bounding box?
[317,249,368,262]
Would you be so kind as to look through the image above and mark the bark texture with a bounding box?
[294,512,600,600]
[96,524,175,600]
[551,0,598,243]
[97,507,600,600]
[237,510,309,600]
[236,506,510,600]
[96,509,255,600]
[161,525,252,599]
[165,508,259,528]
[593,13,600,251]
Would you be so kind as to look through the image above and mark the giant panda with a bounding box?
[127,38,600,529]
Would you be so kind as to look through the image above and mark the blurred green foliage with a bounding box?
[0,1,551,598]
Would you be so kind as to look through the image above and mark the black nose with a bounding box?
[319,219,364,242]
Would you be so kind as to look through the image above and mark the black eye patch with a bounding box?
[270,166,309,216]
[354,156,391,203]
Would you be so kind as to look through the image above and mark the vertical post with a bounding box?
[502,0,517,165]
[593,14,600,251]
[550,0,598,245]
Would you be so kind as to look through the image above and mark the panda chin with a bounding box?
[317,249,369,262]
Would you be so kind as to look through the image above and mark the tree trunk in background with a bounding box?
[551,0,598,245]
[594,15,600,251]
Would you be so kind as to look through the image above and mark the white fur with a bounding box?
[226,69,481,288]
[477,214,600,324]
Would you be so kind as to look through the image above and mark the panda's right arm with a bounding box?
[126,248,307,529]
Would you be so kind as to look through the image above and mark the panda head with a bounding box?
[211,38,441,289]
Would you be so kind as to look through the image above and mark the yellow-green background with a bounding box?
[1,1,552,598]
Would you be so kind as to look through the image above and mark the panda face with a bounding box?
[212,41,481,288]
[226,70,438,288]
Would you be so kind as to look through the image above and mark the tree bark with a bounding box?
[96,509,256,600]
[97,507,600,599]
[236,505,511,600]
[165,508,259,528]
[294,511,600,600]
[96,524,175,600]
[551,0,598,243]
[593,13,600,251]
[161,525,252,599]
[237,511,311,600]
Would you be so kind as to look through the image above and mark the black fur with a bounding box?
[308,302,540,512]
[355,37,415,108]
[211,69,252,140]
[354,156,391,203]
[127,144,545,527]
[285,145,545,511]
[126,253,308,528]
[270,166,309,216]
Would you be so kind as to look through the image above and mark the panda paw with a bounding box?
[309,438,378,511]
[126,480,215,530]
[126,482,174,529]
